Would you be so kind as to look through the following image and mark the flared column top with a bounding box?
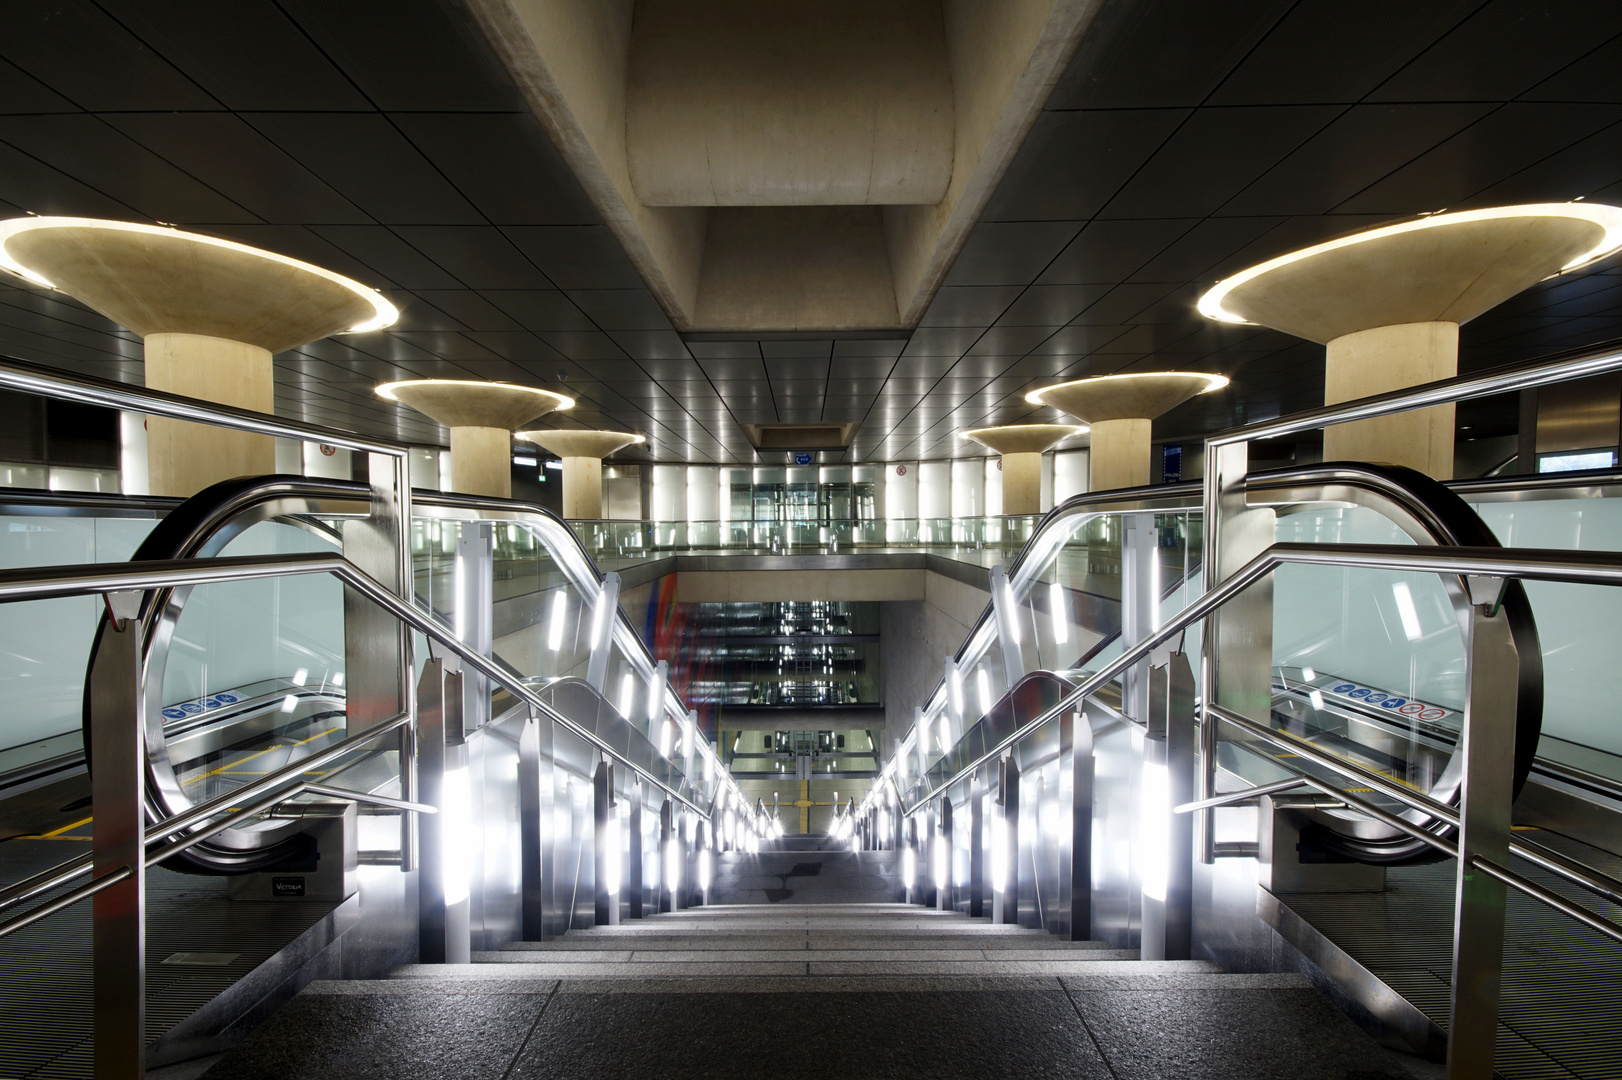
[1024,372,1227,423]
[961,423,1086,455]
[1196,203,1622,343]
[517,429,645,459]
[376,379,573,431]
[0,216,396,351]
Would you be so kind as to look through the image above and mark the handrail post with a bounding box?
[417,656,470,963]
[628,779,644,919]
[1447,584,1520,1080]
[1065,707,1096,941]
[593,761,619,926]
[89,595,145,1080]
[518,707,551,940]
[1142,650,1195,960]
[968,768,986,918]
[993,756,1020,925]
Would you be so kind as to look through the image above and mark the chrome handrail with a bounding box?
[0,551,713,820]
[904,540,1622,812]
[1205,339,1622,448]
[893,540,1622,938]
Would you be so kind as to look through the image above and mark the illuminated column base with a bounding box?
[562,456,604,519]
[448,426,515,499]
[1323,321,1458,478]
[144,333,275,497]
[1088,418,1153,492]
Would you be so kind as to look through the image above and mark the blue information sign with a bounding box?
[793,452,813,466]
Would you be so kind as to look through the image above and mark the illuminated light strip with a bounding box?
[1024,371,1229,407]
[376,379,575,411]
[0,216,399,333]
[1196,202,1622,325]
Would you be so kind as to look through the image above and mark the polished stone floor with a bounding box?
[199,899,1422,1080]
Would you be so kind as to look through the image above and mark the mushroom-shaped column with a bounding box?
[961,424,1085,514]
[0,217,396,496]
[1025,373,1228,492]
[1198,204,1622,478]
[517,430,645,519]
[376,380,572,498]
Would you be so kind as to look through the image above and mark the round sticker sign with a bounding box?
[896,465,907,476]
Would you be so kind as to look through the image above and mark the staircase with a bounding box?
[194,871,1435,1079]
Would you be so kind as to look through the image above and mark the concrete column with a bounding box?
[1024,376,1226,494]
[1198,205,1622,483]
[378,381,573,499]
[1086,418,1152,492]
[449,427,516,499]
[961,424,1083,515]
[999,452,1041,515]
[0,217,396,498]
[563,457,604,519]
[519,430,645,521]
[1323,322,1458,478]
[144,334,275,496]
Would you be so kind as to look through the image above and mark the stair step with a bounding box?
[396,958,1212,979]
[497,936,1121,952]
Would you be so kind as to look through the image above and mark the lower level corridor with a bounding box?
[191,852,1428,1080]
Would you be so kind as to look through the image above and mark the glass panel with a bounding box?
[1269,505,1462,798]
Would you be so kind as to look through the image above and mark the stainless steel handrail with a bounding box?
[905,540,1622,812]
[0,552,714,819]
[1175,721,1622,948]
[896,540,1622,931]
[0,355,408,458]
[1206,339,1622,447]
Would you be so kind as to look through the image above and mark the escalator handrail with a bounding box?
[886,538,1622,941]
[897,541,1621,814]
[410,489,698,737]
[37,550,716,820]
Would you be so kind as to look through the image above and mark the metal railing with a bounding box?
[0,548,717,1077]
[881,536,1622,1079]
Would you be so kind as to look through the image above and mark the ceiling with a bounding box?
[1,0,1621,465]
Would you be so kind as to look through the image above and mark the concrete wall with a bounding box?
[876,570,990,754]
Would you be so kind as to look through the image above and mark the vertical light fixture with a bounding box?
[547,589,568,651]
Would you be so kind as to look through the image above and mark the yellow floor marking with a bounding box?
[43,815,93,837]
[182,726,340,787]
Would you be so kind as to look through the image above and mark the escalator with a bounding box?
[0,473,716,1073]
[880,461,1622,1077]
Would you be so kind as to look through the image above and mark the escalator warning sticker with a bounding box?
[160,692,242,722]
[1325,682,1449,723]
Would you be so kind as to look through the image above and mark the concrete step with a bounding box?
[392,958,1213,979]
[496,935,1124,951]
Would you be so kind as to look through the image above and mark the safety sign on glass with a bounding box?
[1325,681,1449,723]
[161,692,241,723]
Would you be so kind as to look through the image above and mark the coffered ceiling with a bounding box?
[0,0,1620,466]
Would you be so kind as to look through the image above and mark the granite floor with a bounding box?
[199,901,1423,1080]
